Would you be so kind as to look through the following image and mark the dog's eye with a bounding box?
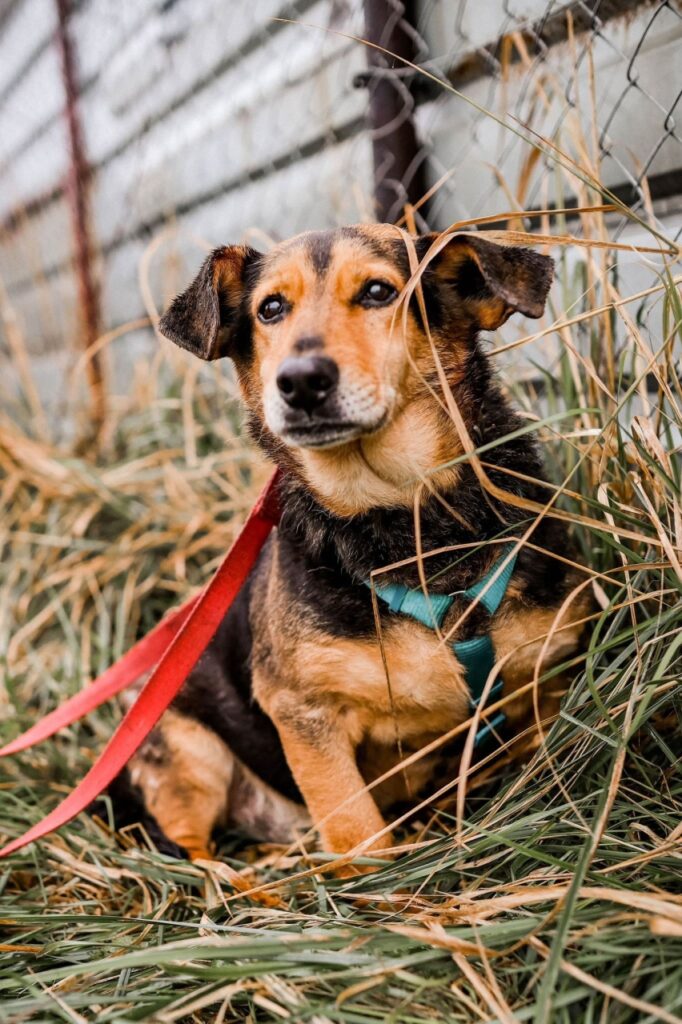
[358,280,398,307]
[258,294,287,323]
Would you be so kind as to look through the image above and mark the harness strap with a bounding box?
[453,635,496,704]
[466,548,518,616]
[376,583,453,630]
[369,546,517,747]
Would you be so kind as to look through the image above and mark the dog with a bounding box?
[108,224,592,862]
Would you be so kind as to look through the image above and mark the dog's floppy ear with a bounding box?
[422,233,553,331]
[159,245,261,360]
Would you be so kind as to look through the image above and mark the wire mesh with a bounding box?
[0,0,679,396]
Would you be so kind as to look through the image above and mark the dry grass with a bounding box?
[1,46,681,1023]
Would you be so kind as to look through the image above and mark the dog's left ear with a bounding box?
[159,245,261,360]
[421,233,553,331]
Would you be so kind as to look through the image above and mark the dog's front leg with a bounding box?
[262,686,391,858]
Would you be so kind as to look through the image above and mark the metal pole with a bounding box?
[55,0,104,434]
[362,0,428,225]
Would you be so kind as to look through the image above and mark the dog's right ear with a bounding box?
[159,245,261,360]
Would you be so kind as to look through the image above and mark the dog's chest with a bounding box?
[296,617,471,743]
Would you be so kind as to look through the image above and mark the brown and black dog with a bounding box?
[108,224,592,862]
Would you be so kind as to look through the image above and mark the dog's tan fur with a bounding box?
[120,224,592,862]
[129,710,309,858]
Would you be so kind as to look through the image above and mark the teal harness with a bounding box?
[367,547,517,749]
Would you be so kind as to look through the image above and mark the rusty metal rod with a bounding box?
[55,0,104,432]
[362,0,428,225]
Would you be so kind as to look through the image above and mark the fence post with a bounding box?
[362,0,428,225]
[55,0,104,434]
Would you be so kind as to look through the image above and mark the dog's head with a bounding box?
[160,224,552,513]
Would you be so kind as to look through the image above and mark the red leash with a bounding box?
[0,470,281,859]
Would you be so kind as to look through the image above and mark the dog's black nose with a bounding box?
[276,356,339,413]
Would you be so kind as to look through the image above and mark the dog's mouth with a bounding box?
[281,413,388,450]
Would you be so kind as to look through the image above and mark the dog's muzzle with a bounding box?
[265,357,391,450]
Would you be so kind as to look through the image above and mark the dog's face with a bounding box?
[160,224,552,514]
[246,227,408,451]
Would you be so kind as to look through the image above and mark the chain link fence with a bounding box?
[411,0,682,234]
[0,0,680,415]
